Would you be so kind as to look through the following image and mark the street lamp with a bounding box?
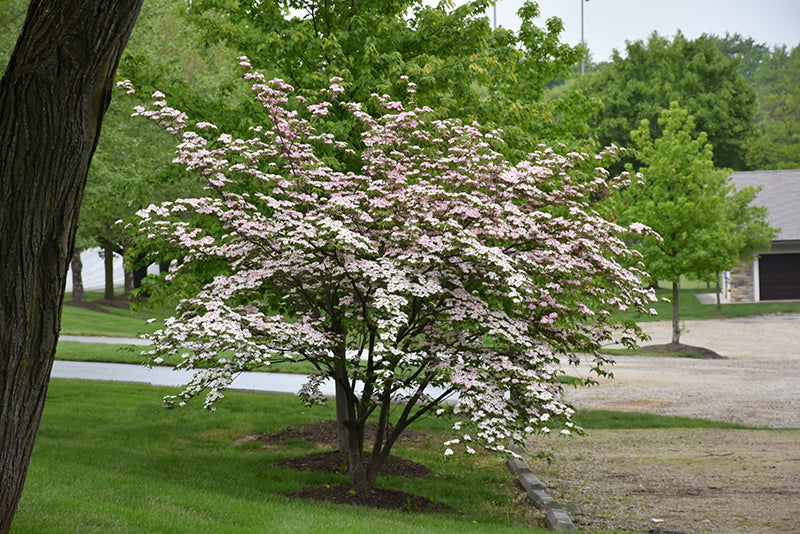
[581,0,589,75]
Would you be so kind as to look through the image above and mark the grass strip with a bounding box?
[575,409,755,430]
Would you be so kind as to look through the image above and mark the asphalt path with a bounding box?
[55,335,335,395]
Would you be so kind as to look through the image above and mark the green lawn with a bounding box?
[14,380,550,534]
[637,284,800,322]
[574,409,754,430]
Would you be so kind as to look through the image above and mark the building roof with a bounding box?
[729,169,800,243]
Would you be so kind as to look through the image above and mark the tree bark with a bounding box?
[0,1,142,531]
[70,249,86,304]
[672,281,681,344]
[101,238,116,299]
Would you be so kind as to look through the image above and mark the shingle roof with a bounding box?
[729,169,800,242]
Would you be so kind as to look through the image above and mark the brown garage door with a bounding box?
[759,253,800,300]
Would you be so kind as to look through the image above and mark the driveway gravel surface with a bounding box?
[535,313,800,533]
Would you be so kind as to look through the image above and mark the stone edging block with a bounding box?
[503,441,578,532]
[517,472,545,492]
[526,488,560,510]
[545,508,577,533]
[506,456,531,475]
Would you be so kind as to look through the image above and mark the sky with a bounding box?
[481,0,800,62]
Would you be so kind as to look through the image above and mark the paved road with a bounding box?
[51,360,327,395]
[54,336,448,400]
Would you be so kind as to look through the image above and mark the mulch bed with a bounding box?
[639,342,725,359]
[241,420,449,512]
[284,485,452,513]
[275,450,435,479]
[241,420,429,449]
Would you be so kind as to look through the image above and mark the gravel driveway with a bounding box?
[530,313,800,533]
[563,313,800,429]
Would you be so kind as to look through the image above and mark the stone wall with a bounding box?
[729,259,755,303]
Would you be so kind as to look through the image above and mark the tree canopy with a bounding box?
[182,0,598,157]
[570,32,758,171]
[746,44,800,169]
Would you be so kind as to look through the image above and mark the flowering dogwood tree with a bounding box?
[126,58,655,491]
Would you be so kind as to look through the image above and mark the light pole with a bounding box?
[581,0,589,75]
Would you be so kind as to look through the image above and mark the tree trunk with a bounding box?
[101,239,116,300]
[715,270,722,312]
[335,381,351,452]
[70,249,86,304]
[0,1,142,531]
[672,281,681,344]
[124,266,133,297]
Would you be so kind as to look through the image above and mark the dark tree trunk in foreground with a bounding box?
[70,249,86,304]
[0,1,142,531]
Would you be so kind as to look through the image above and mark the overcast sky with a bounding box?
[482,0,800,62]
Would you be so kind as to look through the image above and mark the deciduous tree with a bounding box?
[574,32,757,170]
[184,0,597,157]
[0,1,142,530]
[613,104,769,342]
[127,60,656,491]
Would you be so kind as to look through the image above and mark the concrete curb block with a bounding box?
[517,472,546,492]
[545,508,578,533]
[504,445,578,532]
[506,456,531,475]
[526,488,560,510]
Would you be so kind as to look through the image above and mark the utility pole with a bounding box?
[581,0,588,75]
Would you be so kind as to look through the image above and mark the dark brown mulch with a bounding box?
[246,420,429,448]
[275,450,436,479]
[639,342,725,359]
[284,485,452,513]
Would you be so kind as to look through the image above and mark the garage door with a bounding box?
[759,253,800,301]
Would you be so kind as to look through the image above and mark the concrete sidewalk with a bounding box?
[51,360,335,396]
[57,334,334,394]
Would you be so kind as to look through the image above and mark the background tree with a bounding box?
[614,104,750,343]
[128,67,655,492]
[569,32,757,170]
[745,44,800,169]
[183,0,598,157]
[0,1,143,531]
[71,0,237,297]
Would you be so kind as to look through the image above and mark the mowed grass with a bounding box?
[13,380,548,534]
[574,409,754,430]
[636,285,800,322]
